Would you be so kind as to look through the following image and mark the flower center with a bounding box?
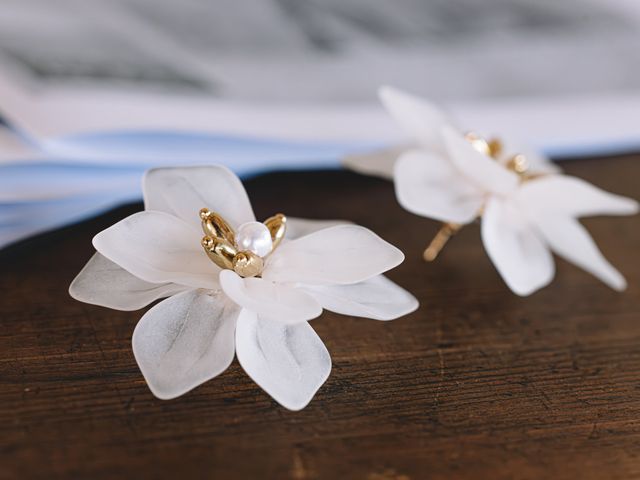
[424,133,546,262]
[464,131,540,181]
[199,209,286,278]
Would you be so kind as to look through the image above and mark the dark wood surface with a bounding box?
[1,155,639,480]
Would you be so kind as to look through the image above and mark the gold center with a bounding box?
[199,209,286,278]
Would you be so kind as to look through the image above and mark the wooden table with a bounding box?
[1,155,639,479]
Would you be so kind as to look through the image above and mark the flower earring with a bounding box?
[345,87,639,296]
[70,165,418,410]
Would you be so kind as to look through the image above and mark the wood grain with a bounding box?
[0,155,639,479]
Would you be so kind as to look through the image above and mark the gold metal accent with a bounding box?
[423,222,462,261]
[232,251,264,278]
[506,153,529,174]
[199,208,287,277]
[487,138,503,159]
[464,132,491,156]
[200,208,235,245]
[264,213,287,250]
[201,235,236,270]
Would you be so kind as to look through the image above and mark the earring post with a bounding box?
[423,222,462,261]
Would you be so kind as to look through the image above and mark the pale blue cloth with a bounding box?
[0,131,381,248]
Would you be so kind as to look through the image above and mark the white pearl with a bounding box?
[235,221,273,257]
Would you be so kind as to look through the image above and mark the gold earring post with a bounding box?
[423,222,462,262]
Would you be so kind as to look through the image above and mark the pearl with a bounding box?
[235,221,273,257]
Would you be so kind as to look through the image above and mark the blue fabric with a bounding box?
[0,131,384,248]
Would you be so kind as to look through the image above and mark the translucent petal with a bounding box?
[482,197,555,296]
[378,86,452,153]
[523,151,561,175]
[132,289,239,399]
[219,270,322,324]
[235,309,331,411]
[342,144,412,180]
[93,211,219,289]
[302,275,418,321]
[517,175,639,218]
[534,215,627,291]
[442,126,519,196]
[498,139,561,175]
[143,166,255,229]
[263,225,404,285]
[394,149,484,224]
[285,217,351,240]
[69,253,187,311]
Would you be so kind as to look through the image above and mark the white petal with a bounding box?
[378,86,452,153]
[93,211,219,289]
[482,197,555,296]
[394,149,484,224]
[518,175,639,218]
[525,153,561,175]
[302,275,418,321]
[143,166,255,229]
[534,215,627,291]
[342,145,411,180]
[498,140,561,175]
[219,270,322,324]
[69,253,187,311]
[442,126,519,196]
[132,289,239,399]
[263,225,404,285]
[235,309,331,411]
[285,217,351,240]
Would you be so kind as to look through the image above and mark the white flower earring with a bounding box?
[345,87,639,296]
[70,165,418,410]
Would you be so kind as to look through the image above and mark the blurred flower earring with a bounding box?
[345,87,639,296]
[69,165,418,410]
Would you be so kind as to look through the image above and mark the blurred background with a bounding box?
[1,0,639,248]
